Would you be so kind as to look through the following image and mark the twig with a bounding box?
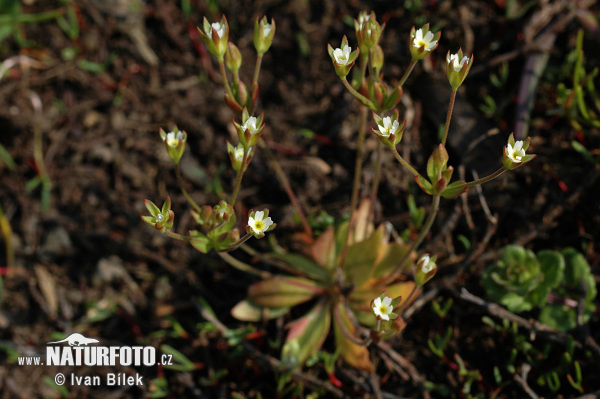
[514,364,542,399]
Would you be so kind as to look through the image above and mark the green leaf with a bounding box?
[539,304,577,332]
[272,253,329,282]
[372,242,411,278]
[343,225,384,286]
[160,344,197,372]
[441,180,467,198]
[308,226,336,274]
[247,276,322,308]
[230,300,290,322]
[333,302,373,372]
[281,300,331,369]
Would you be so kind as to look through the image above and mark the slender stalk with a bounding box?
[220,233,253,252]
[441,89,457,147]
[166,230,194,242]
[175,164,203,214]
[396,284,419,317]
[383,194,440,285]
[218,60,234,99]
[391,146,423,181]
[365,140,383,237]
[399,60,416,87]
[341,78,376,110]
[218,251,272,279]
[466,167,507,187]
[252,54,263,88]
[33,122,52,212]
[256,140,312,237]
[230,148,248,205]
[338,106,368,270]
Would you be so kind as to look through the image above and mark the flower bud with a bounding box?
[213,200,234,223]
[141,196,175,233]
[227,141,254,172]
[503,133,536,170]
[254,16,275,56]
[414,254,437,286]
[410,24,440,61]
[160,128,187,165]
[370,44,384,77]
[354,11,384,51]
[225,42,242,73]
[327,36,360,78]
[446,49,473,90]
[197,15,229,60]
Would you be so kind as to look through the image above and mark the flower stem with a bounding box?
[230,148,248,205]
[383,194,440,285]
[256,140,312,237]
[366,140,383,236]
[396,283,419,317]
[391,146,423,181]
[166,230,194,242]
[341,78,376,110]
[466,167,507,187]
[220,233,253,252]
[338,105,368,271]
[399,60,416,87]
[252,54,263,89]
[441,89,457,147]
[219,60,234,99]
[218,251,272,279]
[176,164,203,214]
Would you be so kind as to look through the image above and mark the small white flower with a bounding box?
[506,141,526,163]
[156,214,165,223]
[412,28,437,51]
[234,145,245,161]
[263,22,273,37]
[165,131,185,148]
[210,22,225,38]
[448,53,469,72]
[248,211,274,235]
[242,116,261,134]
[333,45,352,65]
[420,255,434,273]
[372,296,393,321]
[377,117,400,138]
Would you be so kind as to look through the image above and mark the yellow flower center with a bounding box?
[254,220,265,231]
[378,304,389,314]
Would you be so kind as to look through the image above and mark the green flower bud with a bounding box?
[446,49,473,90]
[141,196,174,233]
[414,254,437,286]
[197,15,229,61]
[160,128,187,165]
[254,16,275,56]
[225,42,242,73]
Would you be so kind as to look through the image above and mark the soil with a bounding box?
[1,0,599,398]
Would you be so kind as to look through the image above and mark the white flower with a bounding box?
[263,22,273,37]
[377,117,400,138]
[506,141,526,163]
[372,296,393,321]
[242,116,260,134]
[165,131,185,148]
[333,45,352,65]
[420,255,434,273]
[234,145,245,161]
[210,22,225,38]
[448,53,469,71]
[156,214,165,223]
[412,28,437,51]
[248,211,273,235]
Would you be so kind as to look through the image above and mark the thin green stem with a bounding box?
[219,60,234,99]
[399,60,416,87]
[365,140,383,237]
[175,164,203,214]
[341,78,376,110]
[441,90,457,147]
[0,203,14,267]
[396,283,419,317]
[256,140,312,237]
[391,146,423,181]
[220,233,253,252]
[166,230,194,242]
[230,148,248,205]
[252,54,263,89]
[383,194,440,285]
[466,167,507,187]
[218,251,272,279]
[338,106,368,270]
